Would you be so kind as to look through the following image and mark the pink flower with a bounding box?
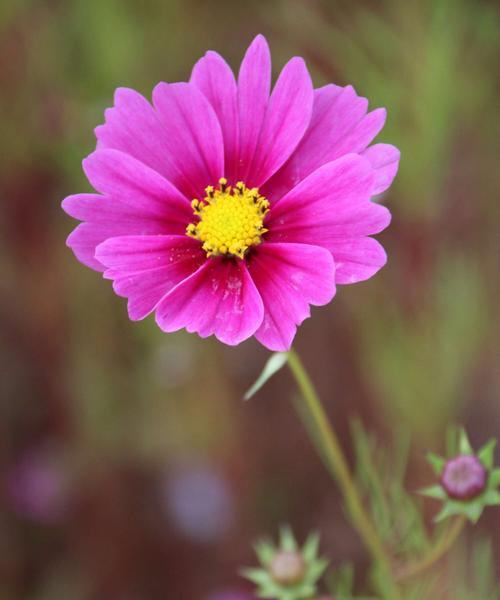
[63,35,399,351]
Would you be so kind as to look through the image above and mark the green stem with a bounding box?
[286,349,400,599]
[396,517,466,582]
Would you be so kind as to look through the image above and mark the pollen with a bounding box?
[186,178,270,259]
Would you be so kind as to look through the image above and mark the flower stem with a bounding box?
[286,349,400,599]
[395,517,466,581]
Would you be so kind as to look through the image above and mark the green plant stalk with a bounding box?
[396,516,466,582]
[287,349,401,599]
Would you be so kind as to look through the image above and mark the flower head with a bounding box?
[62,35,399,350]
[421,430,500,523]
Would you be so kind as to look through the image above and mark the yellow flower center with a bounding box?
[186,178,269,259]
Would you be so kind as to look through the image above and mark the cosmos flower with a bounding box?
[63,35,399,351]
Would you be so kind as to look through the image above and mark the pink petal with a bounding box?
[328,237,387,284]
[237,35,271,182]
[247,243,336,351]
[156,259,264,346]
[82,149,192,222]
[190,51,239,183]
[63,150,193,271]
[362,143,400,195]
[152,82,224,198]
[267,154,389,249]
[249,57,313,188]
[66,222,156,272]
[94,87,177,182]
[95,235,205,320]
[263,85,388,200]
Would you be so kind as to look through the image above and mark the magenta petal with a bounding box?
[66,222,134,272]
[94,87,177,182]
[362,143,400,195]
[328,237,387,284]
[190,51,239,183]
[267,154,388,246]
[156,259,264,346]
[237,35,271,182]
[249,57,313,188]
[82,149,192,220]
[63,150,193,272]
[263,85,388,200]
[95,235,205,320]
[248,243,336,351]
[152,82,224,198]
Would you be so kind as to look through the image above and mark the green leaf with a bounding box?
[427,452,446,475]
[419,484,447,500]
[244,352,289,400]
[478,439,497,469]
[459,429,473,455]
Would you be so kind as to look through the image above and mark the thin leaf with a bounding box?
[244,352,289,400]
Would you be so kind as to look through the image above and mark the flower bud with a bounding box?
[269,550,306,585]
[441,454,487,500]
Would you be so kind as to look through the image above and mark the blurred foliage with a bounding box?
[0,0,499,598]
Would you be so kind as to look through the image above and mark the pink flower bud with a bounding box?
[441,454,487,500]
[269,551,306,585]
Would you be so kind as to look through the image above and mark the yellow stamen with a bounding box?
[186,178,269,259]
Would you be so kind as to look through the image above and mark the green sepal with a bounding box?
[482,489,500,506]
[241,568,273,586]
[307,556,329,580]
[302,532,320,562]
[434,501,463,523]
[426,452,446,475]
[463,502,483,524]
[458,428,473,455]
[478,439,497,469]
[419,484,447,500]
[254,539,276,567]
[490,468,500,488]
[244,352,289,400]
[280,525,298,552]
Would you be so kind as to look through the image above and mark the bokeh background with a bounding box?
[1,0,499,598]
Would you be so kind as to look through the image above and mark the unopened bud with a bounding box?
[441,454,487,500]
[269,551,306,585]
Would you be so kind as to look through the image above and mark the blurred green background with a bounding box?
[0,0,499,598]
